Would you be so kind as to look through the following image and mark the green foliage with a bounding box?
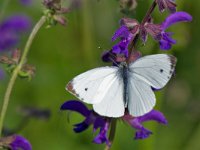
[0,0,199,150]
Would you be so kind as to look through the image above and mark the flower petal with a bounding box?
[60,100,90,117]
[137,110,167,124]
[73,121,89,133]
[159,32,176,50]
[112,25,130,41]
[9,135,32,150]
[135,128,152,140]
[162,11,192,30]
[93,122,110,146]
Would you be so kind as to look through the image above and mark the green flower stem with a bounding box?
[0,0,11,20]
[104,119,117,150]
[0,16,46,137]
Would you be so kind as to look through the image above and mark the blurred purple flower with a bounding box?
[60,100,110,145]
[143,11,192,50]
[0,15,32,52]
[20,0,32,6]
[0,69,4,80]
[0,135,32,150]
[123,110,167,139]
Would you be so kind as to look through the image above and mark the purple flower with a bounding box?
[60,100,110,145]
[122,110,167,139]
[155,0,176,13]
[93,121,110,146]
[61,100,168,147]
[143,11,192,50]
[0,15,32,52]
[0,135,32,150]
[20,0,32,6]
[0,69,4,80]
[102,26,135,63]
[111,25,133,57]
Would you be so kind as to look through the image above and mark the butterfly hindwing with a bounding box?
[127,75,156,117]
[93,74,124,117]
[66,66,123,105]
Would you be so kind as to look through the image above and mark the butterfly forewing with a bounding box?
[127,54,177,116]
[93,74,124,117]
[66,66,123,105]
[129,54,177,89]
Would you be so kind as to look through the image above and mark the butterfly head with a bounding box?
[119,62,128,68]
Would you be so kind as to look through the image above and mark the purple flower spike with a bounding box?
[123,110,167,139]
[0,15,32,52]
[61,100,106,135]
[0,135,32,150]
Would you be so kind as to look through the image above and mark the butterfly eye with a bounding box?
[160,69,164,73]
[85,88,88,91]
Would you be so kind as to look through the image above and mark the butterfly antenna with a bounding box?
[108,56,120,67]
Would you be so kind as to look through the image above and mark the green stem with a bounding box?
[104,119,117,150]
[0,0,11,20]
[0,16,46,137]
[128,1,157,62]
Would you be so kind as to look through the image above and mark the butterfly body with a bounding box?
[118,62,129,107]
[66,54,177,118]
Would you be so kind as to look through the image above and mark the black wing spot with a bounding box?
[85,88,88,91]
[160,69,164,73]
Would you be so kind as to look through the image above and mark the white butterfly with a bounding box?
[66,54,177,118]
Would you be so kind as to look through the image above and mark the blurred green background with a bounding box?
[0,0,199,150]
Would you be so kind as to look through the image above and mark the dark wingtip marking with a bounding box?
[168,55,177,71]
[66,81,80,98]
[66,81,75,94]
[169,55,177,65]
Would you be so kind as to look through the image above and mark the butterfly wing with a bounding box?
[93,74,124,117]
[128,54,177,117]
[66,66,125,117]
